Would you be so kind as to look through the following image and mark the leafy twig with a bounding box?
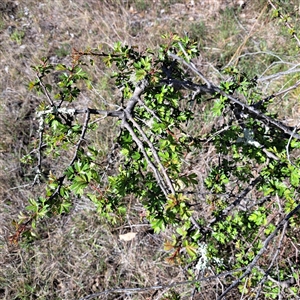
[268,0,300,47]
[168,54,300,140]
[217,202,300,299]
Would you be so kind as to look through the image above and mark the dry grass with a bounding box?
[1,0,300,299]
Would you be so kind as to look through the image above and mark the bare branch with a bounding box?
[36,107,123,118]
[33,112,45,184]
[36,74,55,107]
[168,53,211,88]
[69,109,91,166]
[78,267,246,300]
[257,67,300,82]
[125,79,149,114]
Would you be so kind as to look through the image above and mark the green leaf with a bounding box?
[176,226,187,237]
[132,151,141,160]
[271,9,279,18]
[55,64,67,71]
[58,201,72,214]
[290,168,300,187]
[70,176,89,195]
[151,218,166,234]
[26,198,39,212]
[212,97,225,116]
[185,243,198,258]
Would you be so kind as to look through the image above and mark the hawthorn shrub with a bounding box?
[13,33,300,299]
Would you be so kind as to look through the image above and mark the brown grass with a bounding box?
[1,0,300,299]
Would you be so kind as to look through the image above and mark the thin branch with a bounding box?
[38,109,91,200]
[254,79,300,109]
[213,86,300,140]
[36,107,123,118]
[167,54,300,140]
[268,0,300,47]
[190,269,201,300]
[138,98,162,123]
[226,3,268,68]
[256,266,296,292]
[286,121,300,167]
[122,119,169,196]
[33,112,45,184]
[23,109,94,234]
[168,53,211,88]
[257,67,300,82]
[126,113,175,195]
[208,176,262,228]
[254,223,288,299]
[72,48,121,58]
[247,196,271,211]
[217,202,300,299]
[36,74,55,107]
[227,51,285,68]
[69,109,91,166]
[78,267,246,300]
